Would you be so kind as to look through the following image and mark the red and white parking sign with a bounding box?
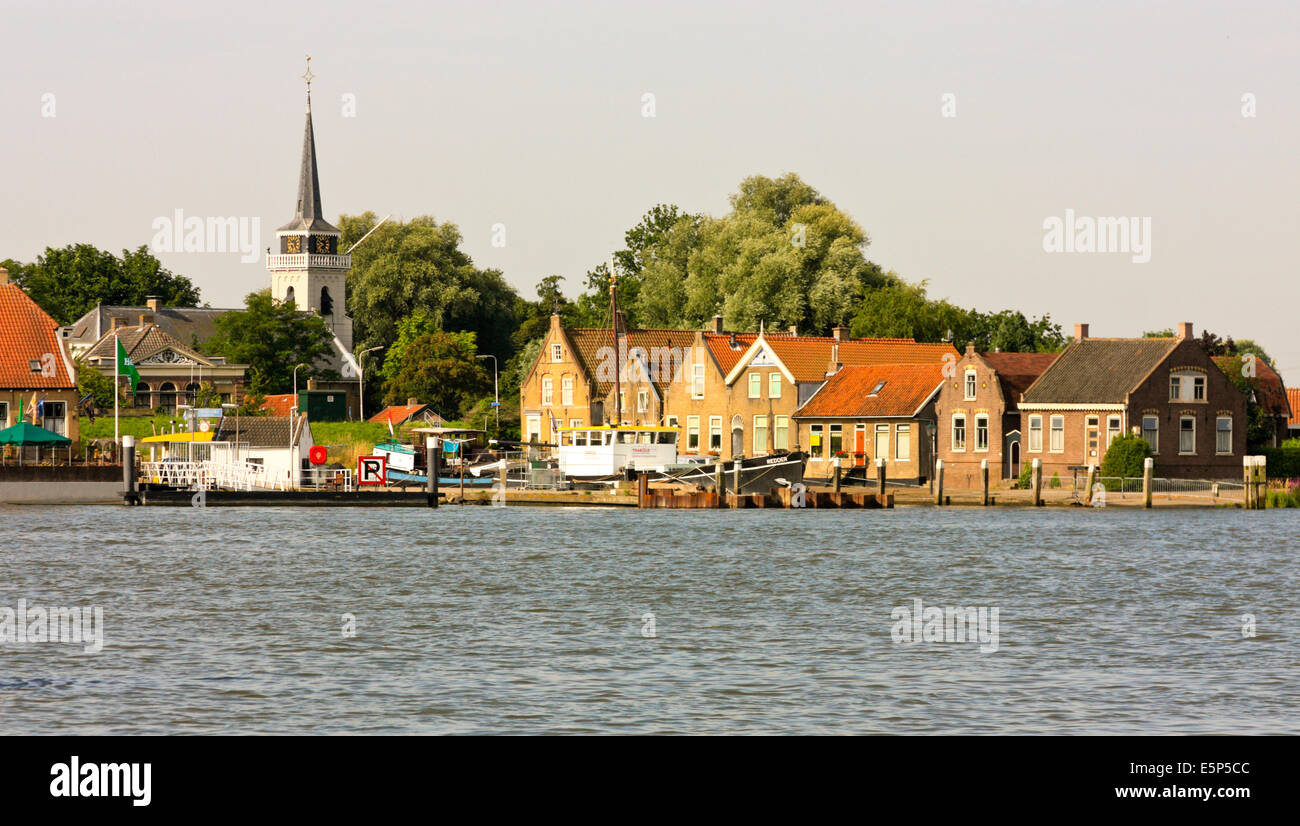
[357,455,387,485]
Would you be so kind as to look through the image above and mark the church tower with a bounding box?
[267,57,353,357]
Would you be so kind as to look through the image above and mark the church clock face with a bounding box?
[313,235,335,254]
[283,235,303,254]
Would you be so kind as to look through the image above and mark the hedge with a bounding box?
[1259,448,1300,479]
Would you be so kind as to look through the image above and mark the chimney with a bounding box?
[407,397,418,407]
[965,341,975,356]
[788,325,797,336]
[1074,323,1089,342]
[110,317,125,330]
[139,314,154,326]
[712,315,724,334]
[0,267,8,284]
[1176,322,1194,340]
[832,325,848,342]
[146,296,161,312]
[826,342,842,376]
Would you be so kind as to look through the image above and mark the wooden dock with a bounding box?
[636,476,892,509]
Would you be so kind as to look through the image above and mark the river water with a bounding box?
[2,505,1297,734]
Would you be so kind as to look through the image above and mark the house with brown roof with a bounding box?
[934,345,1060,486]
[794,362,945,484]
[1016,322,1247,480]
[1288,388,1300,440]
[82,319,247,412]
[213,414,313,487]
[0,269,80,443]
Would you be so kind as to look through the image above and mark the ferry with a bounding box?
[556,425,681,477]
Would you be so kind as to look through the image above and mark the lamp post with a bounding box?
[476,354,499,434]
[291,363,308,488]
[358,346,383,421]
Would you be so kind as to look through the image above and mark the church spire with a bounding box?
[277,56,339,234]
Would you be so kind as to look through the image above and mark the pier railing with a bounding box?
[141,460,269,491]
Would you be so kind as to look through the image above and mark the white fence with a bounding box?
[142,460,268,492]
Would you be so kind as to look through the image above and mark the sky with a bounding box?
[2,0,1297,384]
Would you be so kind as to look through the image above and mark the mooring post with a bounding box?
[1254,455,1267,509]
[637,472,649,507]
[1031,458,1042,506]
[733,457,742,502]
[1242,456,1253,510]
[715,460,725,508]
[833,456,842,493]
[122,435,136,505]
[876,457,886,496]
[1142,456,1153,509]
[1084,463,1096,505]
[980,458,989,506]
[934,459,944,505]
[426,436,439,508]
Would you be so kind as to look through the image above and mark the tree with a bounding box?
[3,244,200,324]
[205,291,333,394]
[76,358,117,412]
[340,212,520,363]
[381,329,489,418]
[1101,433,1153,480]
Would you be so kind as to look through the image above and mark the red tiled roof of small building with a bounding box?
[0,282,75,389]
[796,363,946,418]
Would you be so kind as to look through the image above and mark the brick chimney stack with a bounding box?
[146,296,161,312]
[788,325,797,336]
[1176,322,1194,340]
[712,315,724,334]
[0,267,8,284]
[1074,323,1089,342]
[832,325,848,342]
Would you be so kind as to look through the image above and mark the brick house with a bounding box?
[933,345,1059,487]
[0,270,80,443]
[794,362,945,484]
[1016,323,1248,480]
[82,320,247,412]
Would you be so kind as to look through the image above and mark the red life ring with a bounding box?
[308,445,328,465]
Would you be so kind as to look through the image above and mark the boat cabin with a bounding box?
[556,425,679,477]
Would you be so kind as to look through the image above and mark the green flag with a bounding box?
[117,337,141,397]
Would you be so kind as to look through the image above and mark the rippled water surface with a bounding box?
[2,504,1297,734]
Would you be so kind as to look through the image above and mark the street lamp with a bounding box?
[291,363,308,488]
[476,354,499,433]
[358,346,383,421]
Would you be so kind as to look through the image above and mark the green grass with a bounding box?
[80,414,192,440]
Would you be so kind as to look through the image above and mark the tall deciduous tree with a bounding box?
[381,328,489,418]
[3,244,201,324]
[206,290,333,394]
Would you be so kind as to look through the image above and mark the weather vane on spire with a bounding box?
[301,55,316,109]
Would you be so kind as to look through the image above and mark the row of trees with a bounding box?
[6,172,1278,436]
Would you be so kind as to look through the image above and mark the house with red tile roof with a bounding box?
[1288,388,1300,439]
[0,269,80,444]
[794,362,946,484]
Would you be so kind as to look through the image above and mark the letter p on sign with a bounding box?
[358,455,387,485]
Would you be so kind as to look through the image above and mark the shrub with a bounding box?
[1014,463,1033,489]
[1048,472,1061,489]
[1101,433,1152,480]
[1259,448,1300,479]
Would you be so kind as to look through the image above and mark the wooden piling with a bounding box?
[122,435,137,505]
[426,437,439,508]
[1031,458,1042,506]
[1084,464,1096,506]
[934,459,945,505]
[876,457,886,496]
[733,457,742,502]
[715,461,726,508]
[980,458,989,506]
[1142,457,1153,509]
[636,472,649,508]
[1243,456,1253,510]
[833,457,842,493]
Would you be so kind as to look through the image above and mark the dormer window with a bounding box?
[868,380,886,397]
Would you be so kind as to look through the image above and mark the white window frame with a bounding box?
[1142,415,1159,455]
[1216,415,1232,455]
[1179,416,1196,455]
[692,364,705,399]
[951,414,966,452]
[896,423,911,460]
[753,415,769,453]
[1106,415,1121,449]
[637,389,649,413]
[1193,375,1206,401]
[709,416,723,451]
[964,369,977,401]
[773,415,789,451]
[810,423,824,459]
[974,414,989,452]
[874,423,890,460]
[748,372,761,399]
[551,343,563,362]
[1028,415,1042,452]
[687,415,700,452]
[1049,415,1065,453]
[665,415,679,428]
[1169,376,1181,401]
[769,372,782,399]
[541,376,553,406]
[561,376,574,407]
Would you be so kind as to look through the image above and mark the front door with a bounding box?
[853,424,867,466]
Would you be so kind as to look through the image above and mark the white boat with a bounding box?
[556,425,680,477]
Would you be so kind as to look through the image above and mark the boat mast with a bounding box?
[609,258,621,427]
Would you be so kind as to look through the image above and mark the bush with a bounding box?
[1048,472,1061,489]
[1259,448,1300,479]
[1101,433,1152,480]
[1014,463,1033,489]
[1265,488,1300,508]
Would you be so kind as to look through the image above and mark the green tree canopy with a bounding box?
[380,328,489,419]
[340,212,520,362]
[3,244,201,324]
[205,290,333,394]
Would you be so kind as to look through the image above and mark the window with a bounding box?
[541,376,553,406]
[1106,415,1121,449]
[829,424,843,456]
[773,416,789,451]
[875,424,890,459]
[753,415,769,453]
[1142,416,1159,454]
[1169,376,1181,400]
[1193,376,1205,401]
[975,414,989,451]
[748,373,761,399]
[1086,415,1099,458]
[40,401,67,436]
[134,382,151,408]
[1179,416,1196,454]
[561,376,574,407]
[1216,416,1232,454]
[896,423,911,460]
[952,414,966,452]
[551,343,563,362]
[665,415,678,428]
[1049,415,1065,452]
[769,373,782,399]
[0,401,8,424]
[637,390,648,413]
[810,424,824,459]
[1028,415,1042,452]
[692,364,705,399]
[709,416,723,451]
[1171,371,1207,402]
[964,370,977,400]
[687,416,700,451]
[619,391,626,413]
[569,419,583,441]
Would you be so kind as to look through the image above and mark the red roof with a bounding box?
[980,351,1060,406]
[259,393,294,417]
[368,403,439,426]
[0,282,75,389]
[796,363,946,418]
[1289,388,1300,429]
